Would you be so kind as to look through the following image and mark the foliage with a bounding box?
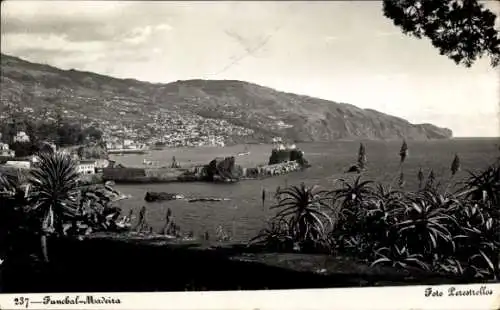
[77,143,108,160]
[0,152,130,266]
[371,245,430,271]
[254,183,333,253]
[253,144,500,280]
[0,117,103,151]
[382,0,500,67]
[160,208,181,237]
[458,162,500,206]
[250,219,295,252]
[0,170,42,269]
[28,152,81,237]
[72,187,130,235]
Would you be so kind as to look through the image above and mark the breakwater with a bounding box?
[103,160,305,184]
[102,167,190,183]
[243,161,302,179]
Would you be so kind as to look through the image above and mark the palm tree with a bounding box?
[28,151,80,263]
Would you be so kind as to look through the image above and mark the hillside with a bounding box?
[0,53,452,145]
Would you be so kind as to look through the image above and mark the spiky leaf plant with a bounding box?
[457,163,500,206]
[28,152,80,262]
[371,245,430,271]
[250,218,294,252]
[270,183,333,251]
[395,190,458,259]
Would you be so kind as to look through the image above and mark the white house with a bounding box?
[77,160,96,174]
[0,142,15,157]
[13,131,30,143]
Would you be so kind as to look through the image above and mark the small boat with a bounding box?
[112,194,132,202]
[237,146,250,156]
[143,158,158,166]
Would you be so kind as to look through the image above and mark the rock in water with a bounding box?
[144,191,185,202]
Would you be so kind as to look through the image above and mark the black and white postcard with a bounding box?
[0,1,499,309]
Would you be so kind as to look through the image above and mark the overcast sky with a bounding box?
[1,1,499,137]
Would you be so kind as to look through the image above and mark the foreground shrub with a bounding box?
[251,183,332,253]
[1,152,131,268]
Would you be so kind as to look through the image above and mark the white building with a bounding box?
[0,142,15,157]
[94,159,110,169]
[5,161,31,169]
[13,131,30,143]
[123,139,134,147]
[272,137,283,144]
[77,160,96,174]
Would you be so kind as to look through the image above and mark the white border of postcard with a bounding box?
[1,283,499,310]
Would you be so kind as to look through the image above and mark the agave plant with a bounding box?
[395,190,458,258]
[373,183,403,205]
[270,183,332,251]
[363,184,406,243]
[455,205,500,277]
[331,176,375,208]
[0,169,37,269]
[249,218,294,252]
[433,258,466,276]
[457,163,500,206]
[0,169,19,195]
[371,245,430,271]
[27,151,80,262]
[469,249,500,280]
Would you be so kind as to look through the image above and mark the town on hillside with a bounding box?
[0,105,255,150]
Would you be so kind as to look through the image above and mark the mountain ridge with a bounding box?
[0,53,453,145]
